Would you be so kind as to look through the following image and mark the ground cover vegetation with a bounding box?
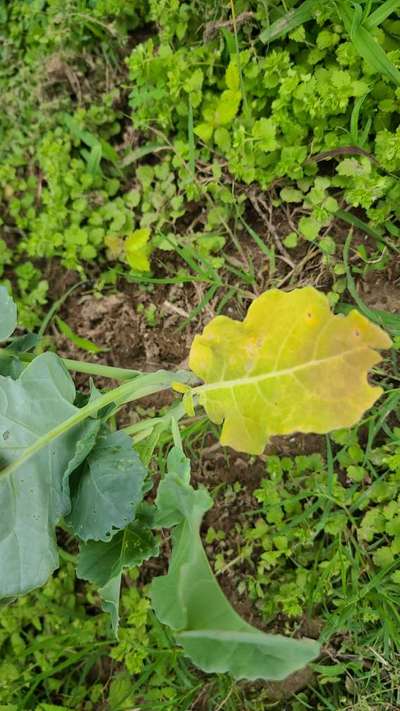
[1,0,400,708]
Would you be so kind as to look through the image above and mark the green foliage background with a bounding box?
[1,0,400,324]
[1,0,400,708]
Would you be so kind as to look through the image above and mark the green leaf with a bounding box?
[189,287,392,455]
[151,446,320,681]
[86,143,103,176]
[77,511,158,587]
[252,118,278,152]
[124,228,152,272]
[62,417,102,502]
[214,126,231,151]
[108,672,135,710]
[194,122,214,142]
[0,332,36,378]
[66,430,147,542]
[0,287,17,341]
[283,231,298,248]
[225,61,240,91]
[319,236,336,255]
[0,353,85,597]
[337,158,371,177]
[55,317,105,354]
[0,354,23,379]
[280,187,304,203]
[365,0,400,30]
[77,508,158,634]
[63,114,119,166]
[299,215,321,241]
[214,90,241,126]
[6,333,40,354]
[99,575,122,635]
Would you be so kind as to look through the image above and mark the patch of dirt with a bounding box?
[51,276,218,372]
[360,259,400,313]
[248,666,316,703]
[51,278,218,420]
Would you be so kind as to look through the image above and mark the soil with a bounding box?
[360,261,400,313]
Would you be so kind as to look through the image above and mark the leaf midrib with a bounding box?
[194,346,366,394]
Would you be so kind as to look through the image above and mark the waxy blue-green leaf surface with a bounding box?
[0,353,84,597]
[0,287,17,342]
[77,512,158,587]
[66,430,147,541]
[151,447,320,680]
[77,506,158,633]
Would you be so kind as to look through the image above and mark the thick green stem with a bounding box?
[0,348,140,380]
[0,369,195,479]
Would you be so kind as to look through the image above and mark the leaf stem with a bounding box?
[0,370,195,480]
[0,348,140,380]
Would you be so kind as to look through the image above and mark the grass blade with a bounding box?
[365,0,400,29]
[343,232,400,337]
[336,208,385,241]
[338,1,400,85]
[187,96,195,175]
[56,316,107,354]
[336,207,400,254]
[121,142,170,167]
[259,0,319,43]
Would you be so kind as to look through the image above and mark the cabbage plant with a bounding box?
[0,285,390,681]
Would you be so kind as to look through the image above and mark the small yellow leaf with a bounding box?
[105,234,124,259]
[189,287,392,455]
[183,391,195,417]
[125,228,152,272]
[172,382,192,394]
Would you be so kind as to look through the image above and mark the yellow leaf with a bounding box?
[172,382,192,394]
[125,228,152,272]
[189,287,391,455]
[105,234,124,259]
[183,391,195,417]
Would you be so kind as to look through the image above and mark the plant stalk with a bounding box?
[0,369,196,479]
[0,348,140,380]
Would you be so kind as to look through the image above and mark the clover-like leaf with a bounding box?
[124,228,152,272]
[189,287,391,455]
